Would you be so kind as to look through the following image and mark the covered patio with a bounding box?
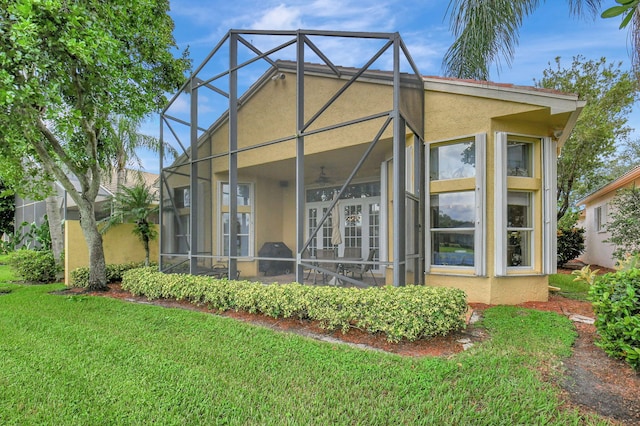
[159,30,424,288]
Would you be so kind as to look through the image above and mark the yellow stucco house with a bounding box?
[159,30,584,304]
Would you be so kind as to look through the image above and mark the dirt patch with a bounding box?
[56,284,639,424]
[519,294,640,424]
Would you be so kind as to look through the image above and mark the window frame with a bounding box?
[495,132,555,275]
[174,186,190,208]
[506,191,534,267]
[507,140,533,177]
[218,182,254,258]
[595,205,607,233]
[426,134,486,275]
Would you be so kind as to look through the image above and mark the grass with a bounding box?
[549,273,594,300]
[0,254,12,283]
[0,266,609,425]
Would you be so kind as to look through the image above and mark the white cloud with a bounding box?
[251,4,302,30]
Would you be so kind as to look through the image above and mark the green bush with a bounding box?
[588,268,640,371]
[7,250,58,283]
[557,212,585,267]
[122,267,468,342]
[69,261,157,288]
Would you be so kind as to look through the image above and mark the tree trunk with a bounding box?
[143,235,150,267]
[77,198,108,291]
[116,166,126,193]
[44,181,64,270]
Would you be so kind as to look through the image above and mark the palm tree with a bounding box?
[442,0,636,80]
[101,183,158,266]
[105,115,177,191]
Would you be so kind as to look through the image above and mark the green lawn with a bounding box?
[0,267,609,424]
[549,273,592,300]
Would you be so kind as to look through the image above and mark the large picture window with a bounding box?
[427,134,486,274]
[220,183,253,257]
[430,192,475,267]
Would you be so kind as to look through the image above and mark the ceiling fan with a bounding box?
[315,166,332,184]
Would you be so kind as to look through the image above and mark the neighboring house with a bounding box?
[576,165,640,269]
[14,169,160,283]
[159,30,584,304]
[14,169,159,241]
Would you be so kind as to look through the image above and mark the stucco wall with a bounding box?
[579,193,617,268]
[64,220,159,284]
[579,172,640,269]
[162,69,579,304]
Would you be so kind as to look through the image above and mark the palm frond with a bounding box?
[443,0,601,80]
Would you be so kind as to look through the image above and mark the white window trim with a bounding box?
[542,137,557,274]
[495,132,508,276]
[496,132,549,275]
[475,133,486,276]
[425,133,485,275]
[218,182,254,258]
[595,204,608,233]
[506,191,535,269]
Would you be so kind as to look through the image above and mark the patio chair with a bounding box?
[301,249,315,281]
[342,247,361,259]
[315,248,337,283]
[210,263,240,280]
[343,249,377,285]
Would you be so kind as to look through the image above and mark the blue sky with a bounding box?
[138,0,638,172]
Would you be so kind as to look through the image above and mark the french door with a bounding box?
[306,196,380,271]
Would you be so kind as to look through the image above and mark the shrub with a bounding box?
[7,250,58,283]
[122,267,468,342]
[605,186,640,260]
[588,268,640,371]
[557,211,585,267]
[69,261,156,288]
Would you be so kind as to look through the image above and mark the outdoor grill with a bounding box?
[258,242,294,276]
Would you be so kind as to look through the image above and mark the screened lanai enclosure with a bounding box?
[159,30,424,287]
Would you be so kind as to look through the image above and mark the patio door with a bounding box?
[306,204,332,255]
[306,196,381,272]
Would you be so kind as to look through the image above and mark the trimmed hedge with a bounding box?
[69,262,157,288]
[122,267,468,342]
[7,250,58,283]
[588,268,640,371]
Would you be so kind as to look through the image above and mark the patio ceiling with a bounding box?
[230,137,393,184]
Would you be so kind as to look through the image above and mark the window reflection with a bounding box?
[430,141,475,181]
[507,141,532,177]
[222,212,250,257]
[222,183,251,206]
[430,192,475,267]
[507,192,532,267]
[430,192,475,228]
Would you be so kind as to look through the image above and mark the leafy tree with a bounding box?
[0,180,14,237]
[534,56,637,220]
[605,185,640,260]
[0,1,189,290]
[101,184,158,267]
[582,137,640,196]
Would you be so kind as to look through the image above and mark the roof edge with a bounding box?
[576,165,640,206]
